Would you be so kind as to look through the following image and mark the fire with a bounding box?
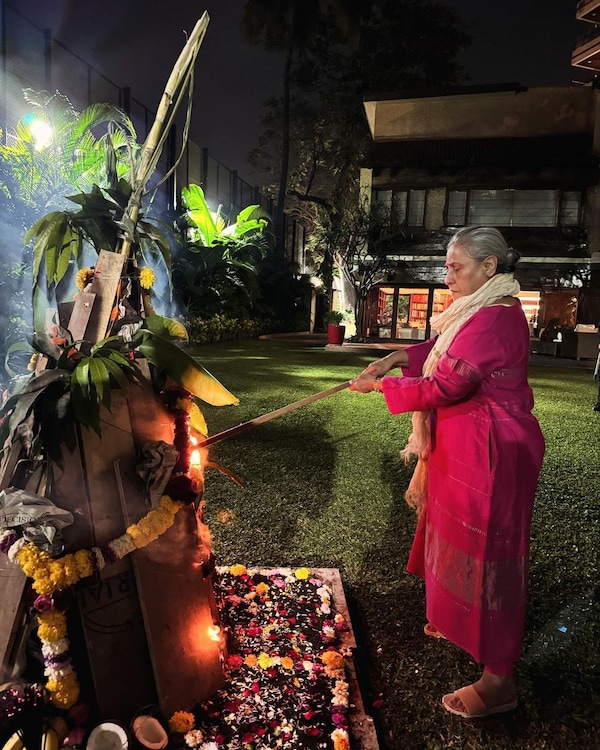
[207,625,221,642]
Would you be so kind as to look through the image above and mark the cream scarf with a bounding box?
[401,273,521,513]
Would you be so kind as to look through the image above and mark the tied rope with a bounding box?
[400,273,521,513]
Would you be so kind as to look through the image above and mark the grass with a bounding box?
[191,339,600,750]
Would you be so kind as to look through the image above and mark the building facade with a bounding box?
[358,84,600,343]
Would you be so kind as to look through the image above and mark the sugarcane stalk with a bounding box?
[119,12,210,259]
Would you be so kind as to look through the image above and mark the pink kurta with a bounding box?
[381,303,545,665]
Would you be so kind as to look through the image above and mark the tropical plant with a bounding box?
[0,313,239,472]
[24,179,174,331]
[0,89,138,214]
[0,15,239,459]
[173,184,273,318]
[0,89,140,388]
[324,310,344,325]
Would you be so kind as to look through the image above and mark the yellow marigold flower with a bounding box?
[229,564,247,576]
[255,582,269,596]
[27,352,40,371]
[75,267,94,291]
[258,652,273,669]
[244,654,258,667]
[139,267,156,289]
[37,611,67,642]
[168,710,195,733]
[160,495,184,515]
[280,656,294,670]
[294,567,310,580]
[321,651,345,670]
[48,670,80,709]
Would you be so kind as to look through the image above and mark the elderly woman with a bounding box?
[350,226,545,718]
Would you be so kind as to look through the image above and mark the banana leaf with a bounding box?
[144,314,188,342]
[134,331,238,406]
[4,342,33,378]
[188,400,208,436]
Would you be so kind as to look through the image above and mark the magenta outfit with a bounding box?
[380,304,545,666]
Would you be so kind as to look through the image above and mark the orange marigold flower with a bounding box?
[321,651,345,670]
[168,710,195,733]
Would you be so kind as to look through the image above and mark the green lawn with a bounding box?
[192,339,600,750]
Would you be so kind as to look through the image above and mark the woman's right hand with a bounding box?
[360,360,390,378]
[359,350,407,378]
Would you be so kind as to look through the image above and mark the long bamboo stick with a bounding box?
[199,382,351,447]
[119,12,210,259]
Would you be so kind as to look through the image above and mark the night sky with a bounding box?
[14,0,584,183]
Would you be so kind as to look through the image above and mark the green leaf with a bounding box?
[144,314,189,342]
[73,359,91,399]
[25,211,66,284]
[88,357,111,409]
[136,332,239,406]
[101,355,131,391]
[182,184,218,246]
[4,342,33,378]
[188,400,208,436]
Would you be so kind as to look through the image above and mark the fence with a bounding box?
[0,0,305,264]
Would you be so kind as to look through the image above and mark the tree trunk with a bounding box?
[276,31,295,258]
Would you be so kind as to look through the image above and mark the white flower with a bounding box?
[41,637,70,657]
[184,730,205,748]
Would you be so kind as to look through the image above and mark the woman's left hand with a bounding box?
[349,373,379,393]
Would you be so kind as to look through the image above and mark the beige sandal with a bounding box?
[424,623,447,640]
[442,684,518,718]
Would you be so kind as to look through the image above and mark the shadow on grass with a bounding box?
[205,414,340,567]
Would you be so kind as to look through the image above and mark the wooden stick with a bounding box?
[119,12,210,259]
[199,381,350,447]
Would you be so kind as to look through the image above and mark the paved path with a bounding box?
[259,332,595,370]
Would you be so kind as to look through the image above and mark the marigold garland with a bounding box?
[5,494,185,708]
[75,267,94,291]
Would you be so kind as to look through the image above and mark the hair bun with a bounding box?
[505,247,520,271]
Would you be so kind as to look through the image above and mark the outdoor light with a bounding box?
[23,113,53,150]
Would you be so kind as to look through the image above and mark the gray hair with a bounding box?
[449,226,520,273]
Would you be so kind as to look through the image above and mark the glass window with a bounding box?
[445,189,581,228]
[511,190,557,227]
[373,189,424,226]
[560,191,581,226]
[408,190,426,226]
[391,191,408,225]
[447,190,467,224]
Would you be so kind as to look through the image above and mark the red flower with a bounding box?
[226,654,243,669]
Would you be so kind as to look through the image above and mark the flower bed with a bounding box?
[177,566,351,750]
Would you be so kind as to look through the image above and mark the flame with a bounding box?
[190,449,201,468]
[207,625,221,642]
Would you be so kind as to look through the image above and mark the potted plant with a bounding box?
[324,310,346,345]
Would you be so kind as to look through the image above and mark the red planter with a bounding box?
[327,324,346,345]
